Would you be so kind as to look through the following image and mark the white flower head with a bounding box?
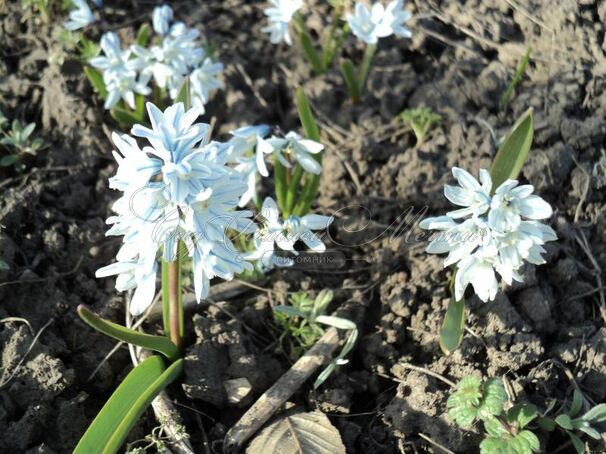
[420,167,556,302]
[261,0,303,45]
[347,0,413,44]
[269,131,324,175]
[64,0,96,31]
[190,58,224,111]
[246,197,333,272]
[97,102,256,314]
[153,4,173,36]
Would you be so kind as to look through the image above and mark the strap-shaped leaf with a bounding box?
[74,356,183,454]
[136,23,151,47]
[110,106,143,127]
[314,315,356,330]
[175,77,191,110]
[489,108,534,192]
[340,59,360,104]
[440,293,465,355]
[77,305,180,361]
[84,66,108,99]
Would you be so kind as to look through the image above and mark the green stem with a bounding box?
[358,43,377,98]
[285,165,304,214]
[274,158,288,214]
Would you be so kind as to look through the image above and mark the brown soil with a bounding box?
[1,0,605,453]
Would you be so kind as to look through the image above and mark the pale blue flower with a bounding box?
[153,4,173,36]
[64,0,95,31]
[261,0,303,45]
[269,131,324,175]
[189,58,224,111]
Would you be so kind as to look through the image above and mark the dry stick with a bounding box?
[418,433,456,454]
[223,327,341,452]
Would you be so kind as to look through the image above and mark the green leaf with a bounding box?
[570,389,583,417]
[175,77,191,110]
[314,362,337,389]
[447,376,482,427]
[110,106,143,127]
[0,259,9,270]
[440,293,466,355]
[537,417,556,431]
[567,432,585,454]
[489,108,534,192]
[84,66,108,99]
[0,155,20,167]
[77,305,180,361]
[340,59,360,104]
[507,404,538,429]
[274,305,308,319]
[136,23,151,47]
[74,355,183,454]
[298,28,324,74]
[580,403,606,423]
[314,315,356,330]
[21,123,35,140]
[577,424,601,440]
[500,47,532,108]
[295,87,320,141]
[555,414,574,430]
[477,378,507,419]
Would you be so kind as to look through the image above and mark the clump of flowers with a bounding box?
[260,0,413,103]
[420,167,556,302]
[87,4,223,115]
[96,102,255,314]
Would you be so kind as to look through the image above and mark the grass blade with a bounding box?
[489,108,534,192]
[340,59,360,104]
[74,356,183,454]
[500,47,531,108]
[440,294,466,355]
[77,305,180,361]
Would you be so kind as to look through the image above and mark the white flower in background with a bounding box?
[269,131,324,174]
[190,58,225,111]
[261,0,303,45]
[377,0,412,38]
[90,5,223,111]
[97,102,256,314]
[64,0,96,31]
[153,4,173,36]
[227,125,272,207]
[347,0,413,44]
[90,32,137,77]
[246,197,333,271]
[420,168,556,302]
[104,71,151,110]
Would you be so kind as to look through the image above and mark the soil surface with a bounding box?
[1,0,605,453]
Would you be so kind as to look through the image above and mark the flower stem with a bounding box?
[167,259,182,350]
[358,43,377,97]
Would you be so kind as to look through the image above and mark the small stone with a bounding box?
[223,378,252,405]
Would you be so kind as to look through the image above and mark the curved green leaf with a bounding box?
[74,355,183,454]
[489,108,534,192]
[77,305,180,361]
[440,294,466,355]
[136,23,151,47]
[176,77,191,110]
[84,66,108,99]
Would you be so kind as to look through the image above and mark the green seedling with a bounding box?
[538,388,606,453]
[400,107,442,144]
[447,376,540,454]
[273,289,357,388]
[500,47,532,108]
[0,113,46,171]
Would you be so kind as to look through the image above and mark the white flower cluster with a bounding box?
[347,0,412,45]
[246,197,333,271]
[420,167,556,302]
[89,5,223,112]
[97,103,331,315]
[64,0,102,31]
[225,127,324,207]
[261,0,303,45]
[96,102,256,315]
